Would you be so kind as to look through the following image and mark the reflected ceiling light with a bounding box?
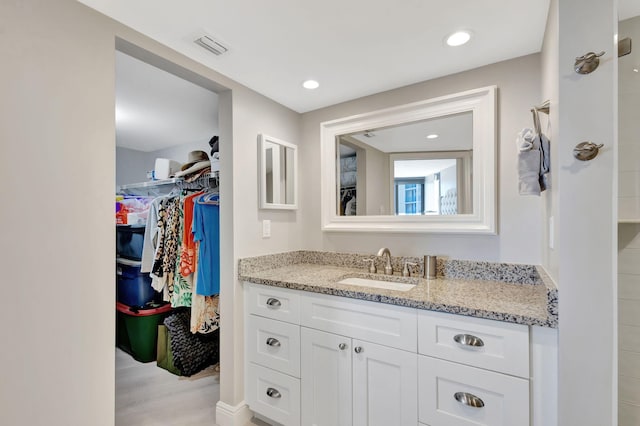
[426,134,439,139]
[634,68,639,73]
[303,80,320,89]
[446,31,471,47]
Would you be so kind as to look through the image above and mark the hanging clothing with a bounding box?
[179,191,203,277]
[190,244,220,334]
[140,195,169,273]
[170,198,193,308]
[193,193,220,296]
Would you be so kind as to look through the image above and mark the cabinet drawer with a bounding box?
[246,283,300,324]
[418,310,529,377]
[300,292,417,352]
[247,315,301,377]
[246,363,301,426]
[418,355,530,426]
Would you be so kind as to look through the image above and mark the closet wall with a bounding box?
[618,14,640,426]
[116,140,210,186]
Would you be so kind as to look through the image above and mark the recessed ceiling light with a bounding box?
[446,31,471,47]
[426,134,439,139]
[634,68,639,73]
[303,80,319,89]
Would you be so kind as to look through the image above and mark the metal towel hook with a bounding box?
[573,141,604,161]
[575,51,605,74]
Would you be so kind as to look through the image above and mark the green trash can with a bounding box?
[116,301,172,362]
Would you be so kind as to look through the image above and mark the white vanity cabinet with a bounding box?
[245,282,545,426]
[298,291,418,425]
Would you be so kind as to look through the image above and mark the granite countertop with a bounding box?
[239,251,558,328]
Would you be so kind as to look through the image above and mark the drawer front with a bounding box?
[246,283,300,324]
[418,355,530,426]
[247,315,301,377]
[300,291,417,352]
[418,310,529,377]
[246,363,301,426]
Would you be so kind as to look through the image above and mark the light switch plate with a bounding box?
[262,219,271,238]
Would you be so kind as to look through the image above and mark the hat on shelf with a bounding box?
[174,150,211,178]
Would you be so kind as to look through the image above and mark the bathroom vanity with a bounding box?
[240,251,557,426]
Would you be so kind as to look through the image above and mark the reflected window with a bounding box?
[392,152,472,216]
[394,179,424,215]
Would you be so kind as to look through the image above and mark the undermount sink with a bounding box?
[337,277,417,292]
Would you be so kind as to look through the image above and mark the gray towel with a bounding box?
[539,133,550,191]
[517,128,541,195]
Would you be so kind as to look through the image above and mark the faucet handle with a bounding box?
[363,258,377,274]
[403,260,418,277]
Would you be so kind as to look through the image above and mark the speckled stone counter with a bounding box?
[239,250,558,328]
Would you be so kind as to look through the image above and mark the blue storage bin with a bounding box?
[116,259,160,307]
[116,225,145,261]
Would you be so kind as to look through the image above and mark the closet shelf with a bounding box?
[117,171,219,195]
[117,177,182,192]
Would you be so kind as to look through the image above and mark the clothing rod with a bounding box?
[531,100,550,115]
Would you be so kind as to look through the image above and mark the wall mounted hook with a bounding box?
[574,51,605,74]
[573,141,604,161]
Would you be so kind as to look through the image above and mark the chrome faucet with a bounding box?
[377,247,393,275]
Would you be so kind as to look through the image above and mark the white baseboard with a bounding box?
[216,400,252,426]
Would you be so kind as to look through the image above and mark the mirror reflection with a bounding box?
[337,111,473,216]
[259,134,297,209]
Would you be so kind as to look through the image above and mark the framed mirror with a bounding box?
[321,86,496,233]
[259,134,298,210]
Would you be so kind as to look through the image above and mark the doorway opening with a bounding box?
[114,39,228,426]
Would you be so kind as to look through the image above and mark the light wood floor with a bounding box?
[115,348,270,426]
[116,348,220,426]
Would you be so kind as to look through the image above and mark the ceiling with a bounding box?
[81,0,556,113]
[115,51,219,152]
[96,1,640,151]
[350,112,473,153]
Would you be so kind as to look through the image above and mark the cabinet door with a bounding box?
[301,327,352,426]
[352,339,418,426]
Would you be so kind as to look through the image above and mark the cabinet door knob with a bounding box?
[266,387,281,399]
[354,346,363,353]
[266,298,281,308]
[266,337,281,347]
[338,343,347,350]
[453,333,484,348]
[454,391,485,408]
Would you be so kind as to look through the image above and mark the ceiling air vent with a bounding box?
[194,35,229,56]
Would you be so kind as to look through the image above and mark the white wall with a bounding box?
[0,1,302,425]
[619,16,640,222]
[548,0,617,425]
[152,139,211,166]
[618,14,640,426]
[619,224,640,424]
[541,0,559,283]
[1,1,116,424]
[301,54,543,264]
[116,146,155,185]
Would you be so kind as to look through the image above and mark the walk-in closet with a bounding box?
[114,49,222,425]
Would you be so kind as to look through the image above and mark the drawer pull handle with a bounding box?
[266,298,281,308]
[454,391,485,408]
[338,343,347,350]
[266,337,281,347]
[453,333,485,348]
[266,387,281,399]
[354,346,363,354]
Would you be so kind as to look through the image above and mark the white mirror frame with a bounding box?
[320,86,497,234]
[259,133,298,210]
